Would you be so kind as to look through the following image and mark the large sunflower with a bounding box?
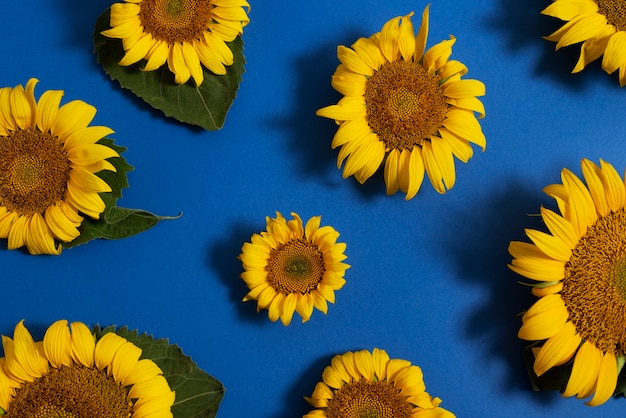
[542,0,626,86]
[0,78,118,255]
[0,320,174,417]
[101,0,250,86]
[304,348,455,418]
[509,159,626,406]
[316,6,486,199]
[239,212,349,326]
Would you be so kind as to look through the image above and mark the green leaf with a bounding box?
[63,138,179,248]
[94,325,225,418]
[93,8,245,130]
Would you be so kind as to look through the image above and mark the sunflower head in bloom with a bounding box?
[304,348,455,418]
[101,0,250,86]
[316,6,486,199]
[0,79,119,255]
[0,320,174,417]
[542,0,626,86]
[239,212,349,326]
[509,159,626,406]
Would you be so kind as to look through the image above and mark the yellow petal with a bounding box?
[563,340,602,399]
[182,42,204,86]
[94,332,126,372]
[534,321,581,376]
[587,351,618,406]
[581,159,609,217]
[143,40,169,72]
[602,31,626,74]
[168,42,191,84]
[518,295,568,341]
[36,89,63,133]
[70,321,96,367]
[541,0,599,20]
[379,16,401,62]
[354,350,374,380]
[421,141,445,193]
[43,320,72,368]
[414,5,430,60]
[562,167,597,235]
[119,33,154,66]
[53,100,97,139]
[337,45,374,76]
[398,13,416,61]
[600,159,626,212]
[423,36,455,73]
[525,229,572,262]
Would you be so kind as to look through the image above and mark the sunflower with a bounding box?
[101,0,250,86]
[542,0,626,86]
[0,78,119,255]
[239,212,349,326]
[509,158,626,406]
[0,320,174,417]
[316,6,486,199]
[304,348,455,418]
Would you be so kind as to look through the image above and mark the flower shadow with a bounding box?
[57,0,112,55]
[268,352,336,418]
[485,0,611,89]
[442,179,561,404]
[268,31,385,201]
[207,221,269,325]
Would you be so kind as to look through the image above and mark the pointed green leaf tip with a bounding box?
[95,325,225,417]
[93,7,245,131]
[63,138,180,248]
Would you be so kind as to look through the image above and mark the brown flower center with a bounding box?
[5,365,132,417]
[562,209,626,353]
[326,380,413,418]
[597,0,626,32]
[364,59,448,151]
[266,239,325,294]
[139,0,214,43]
[0,129,70,215]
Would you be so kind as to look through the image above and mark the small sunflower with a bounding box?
[0,320,174,417]
[0,78,118,255]
[510,159,626,406]
[542,0,626,86]
[239,212,349,326]
[317,6,486,199]
[101,0,250,86]
[304,348,455,418]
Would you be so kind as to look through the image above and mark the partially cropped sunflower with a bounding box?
[542,0,626,86]
[509,159,626,406]
[101,0,250,86]
[239,212,349,326]
[0,78,118,255]
[317,6,486,199]
[304,348,455,418]
[0,320,174,417]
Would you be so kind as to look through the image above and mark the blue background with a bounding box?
[2,0,626,416]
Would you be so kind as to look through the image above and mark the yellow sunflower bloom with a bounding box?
[542,0,626,86]
[304,348,455,418]
[0,320,174,417]
[509,158,626,406]
[317,6,486,199]
[239,212,349,326]
[101,0,250,86]
[0,78,118,255]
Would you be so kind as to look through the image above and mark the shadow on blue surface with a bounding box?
[209,221,269,325]
[268,352,336,418]
[486,0,616,90]
[444,179,564,405]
